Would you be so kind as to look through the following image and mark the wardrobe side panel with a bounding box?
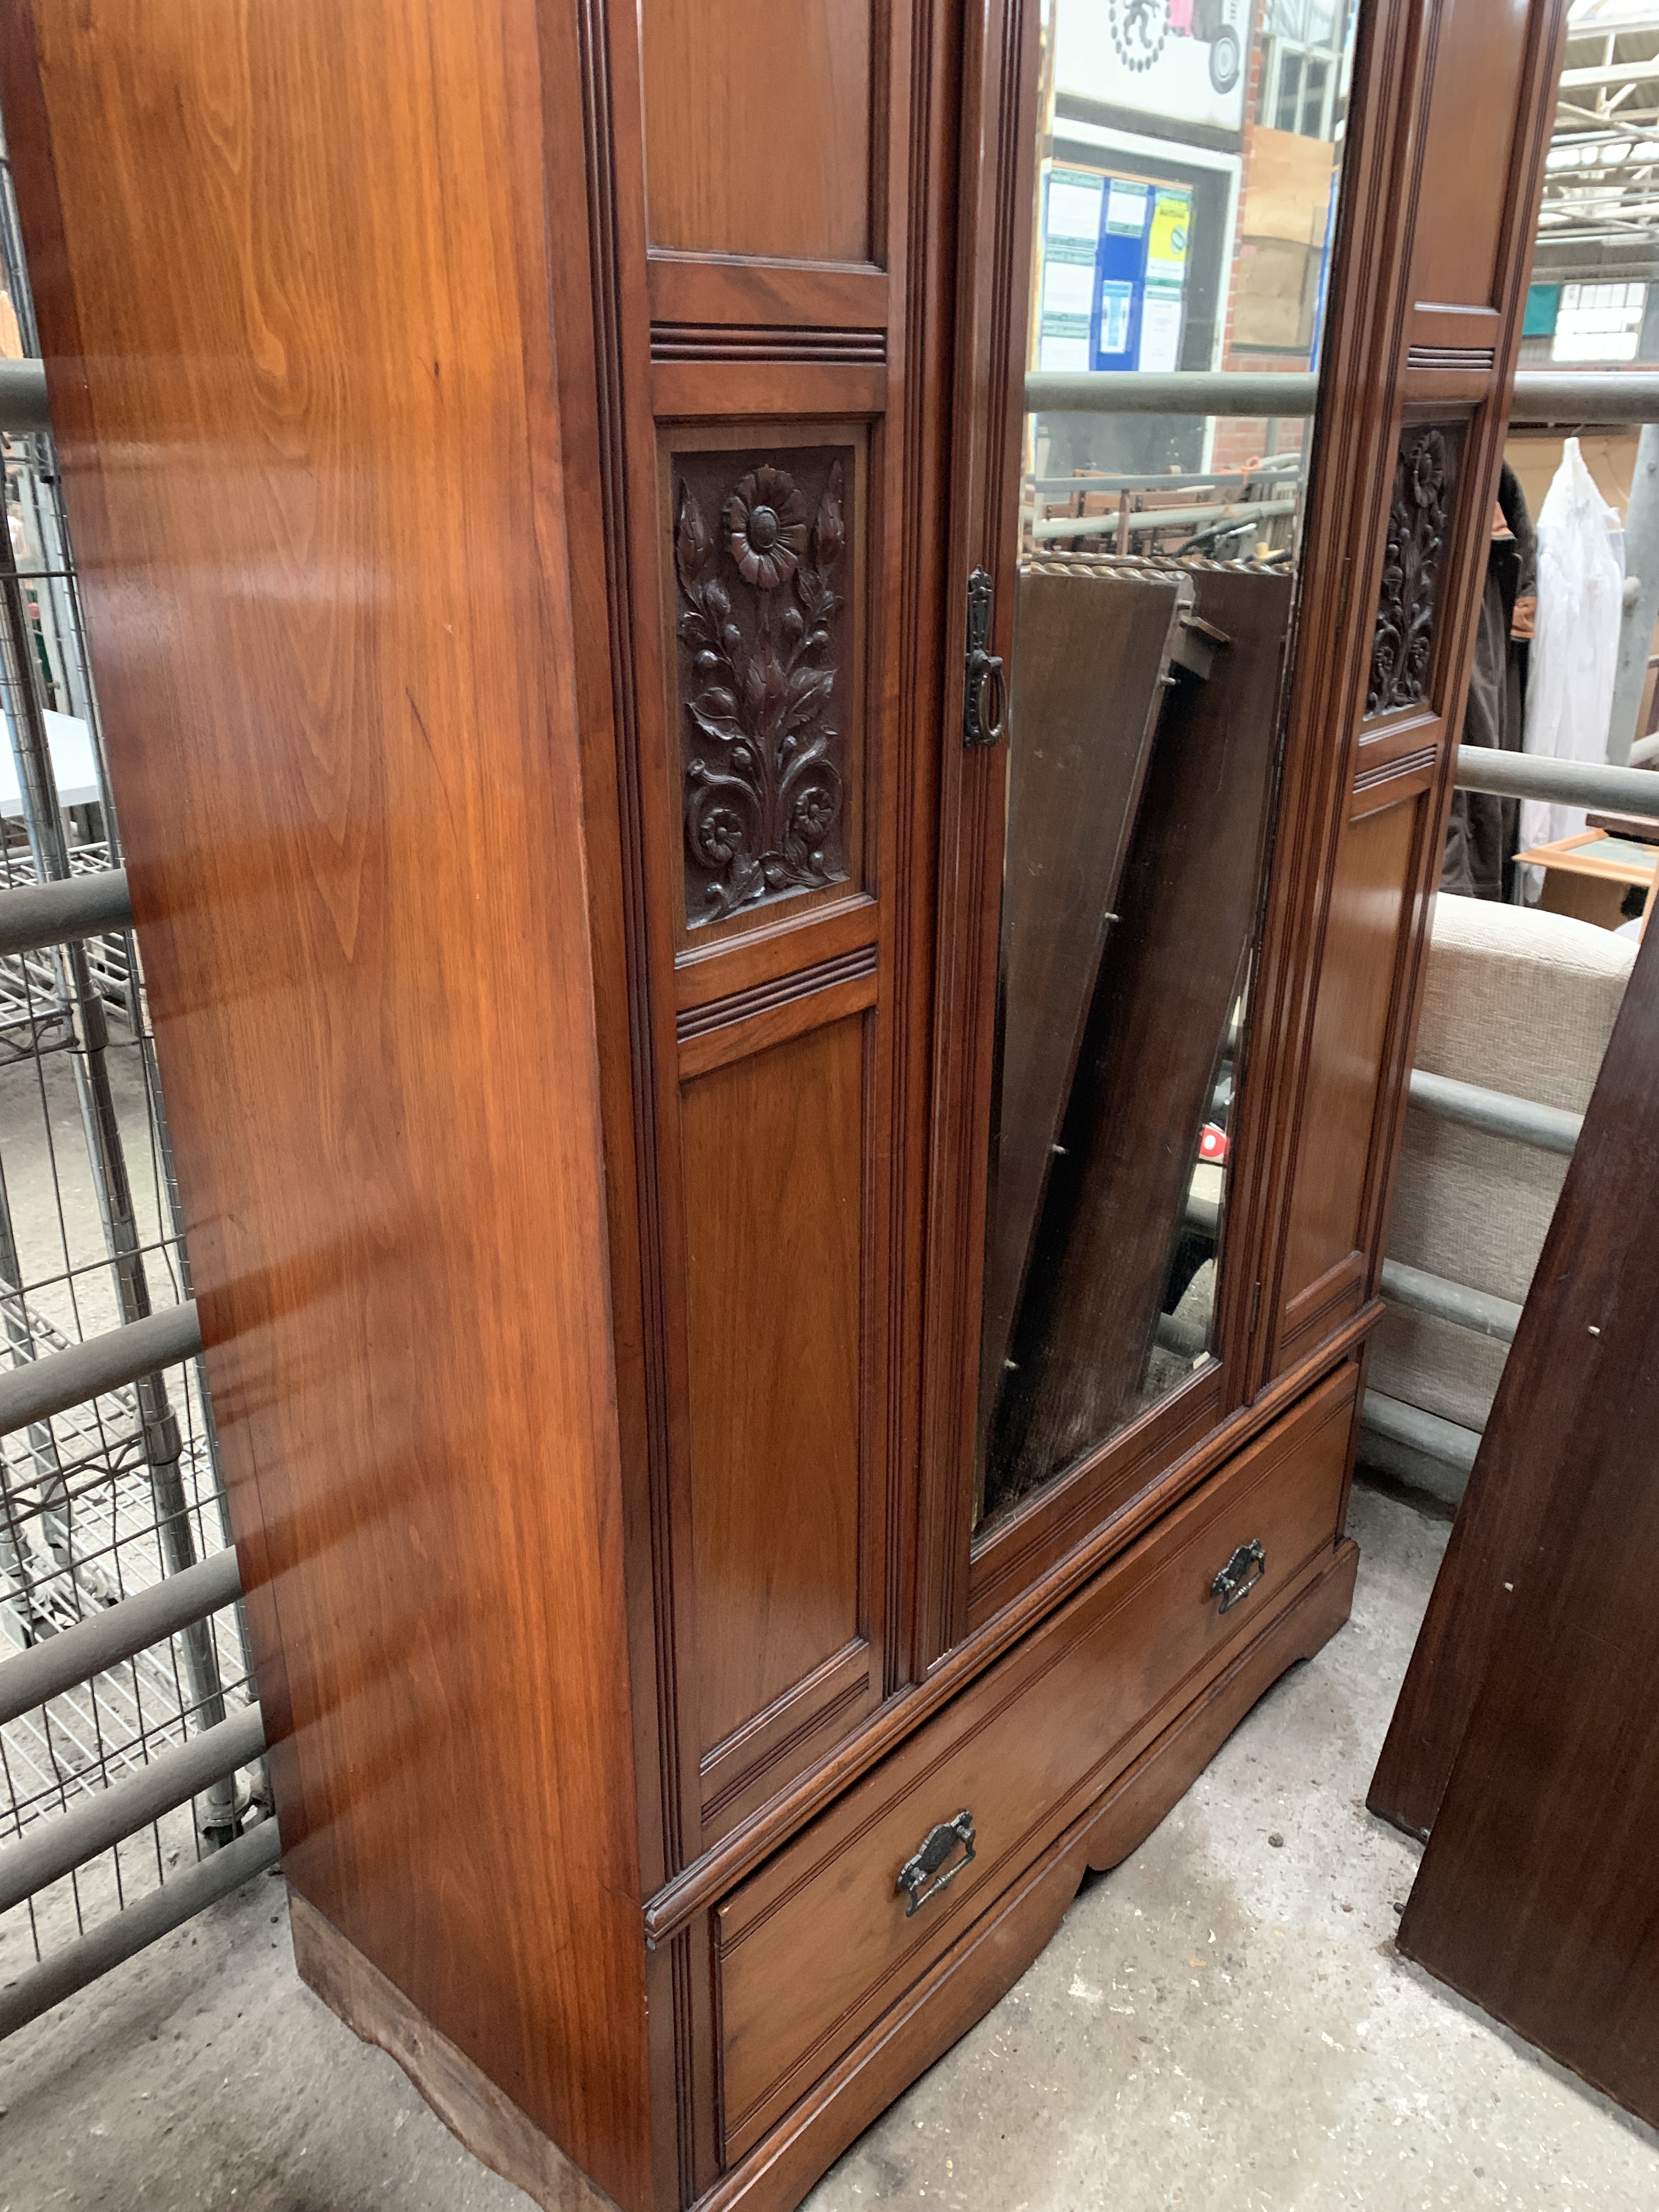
[0,5,653,2202]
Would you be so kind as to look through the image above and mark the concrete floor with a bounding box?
[2,1480,1656,2212]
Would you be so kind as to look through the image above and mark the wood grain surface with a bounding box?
[639,0,874,262]
[0,4,651,2201]
[1393,920,1659,2126]
[718,1364,1355,2163]
[682,1015,870,1760]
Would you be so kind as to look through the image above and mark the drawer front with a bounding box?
[714,1363,1356,2159]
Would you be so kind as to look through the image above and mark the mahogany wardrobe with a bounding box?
[0,1,1562,2207]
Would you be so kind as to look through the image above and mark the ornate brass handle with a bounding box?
[896,1809,977,1918]
[1211,1538,1266,1613]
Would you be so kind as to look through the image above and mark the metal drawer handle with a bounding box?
[896,1809,976,1918]
[1211,1538,1266,1613]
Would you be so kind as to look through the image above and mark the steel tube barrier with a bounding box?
[1378,1259,1521,1346]
[0,1300,202,1437]
[0,867,133,958]
[0,358,50,433]
[0,1547,244,1730]
[1023,368,1659,424]
[1361,1390,1483,1478]
[0,1819,281,2039]
[1406,1068,1582,1156]
[0,1701,267,1916]
[1454,745,1659,815]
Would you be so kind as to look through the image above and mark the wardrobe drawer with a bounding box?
[714,1363,1356,2160]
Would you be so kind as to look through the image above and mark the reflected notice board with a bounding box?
[1036,161,1192,375]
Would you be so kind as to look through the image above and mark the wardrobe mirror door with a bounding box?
[973,0,1361,1535]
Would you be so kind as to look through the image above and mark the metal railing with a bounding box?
[1358,746,1657,1492]
[1024,368,1659,424]
[0,203,263,2042]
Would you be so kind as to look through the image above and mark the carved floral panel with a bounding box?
[670,444,856,928]
[1366,422,1464,718]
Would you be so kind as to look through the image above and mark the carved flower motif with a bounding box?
[725,466,809,591]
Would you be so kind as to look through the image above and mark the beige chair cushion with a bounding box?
[1366,895,1634,1432]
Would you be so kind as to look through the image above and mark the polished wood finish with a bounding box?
[0,0,1571,2204]
[683,1014,876,1829]
[1262,0,1568,1383]
[1277,799,1426,1318]
[718,1364,1354,2163]
[702,1533,1360,2212]
[639,0,874,263]
[1392,930,1659,2125]
[0,4,651,2200]
[977,562,1185,1460]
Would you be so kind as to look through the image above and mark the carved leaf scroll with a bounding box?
[1367,424,1463,718]
[673,448,853,926]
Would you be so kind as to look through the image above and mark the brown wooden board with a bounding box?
[986,565,1291,1513]
[1393,921,1659,2126]
[977,562,1189,1465]
[1371,909,1659,1841]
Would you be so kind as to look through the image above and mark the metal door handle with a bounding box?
[962,568,1005,746]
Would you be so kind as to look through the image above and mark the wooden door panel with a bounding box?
[639,0,877,263]
[1409,0,1532,313]
[1259,0,1567,1392]
[582,0,928,1881]
[1276,793,1426,1363]
[682,1010,876,1832]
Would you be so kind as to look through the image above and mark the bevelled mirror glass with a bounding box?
[974,0,1359,1533]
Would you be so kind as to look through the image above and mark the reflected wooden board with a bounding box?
[978,561,1189,1465]
[988,564,1293,1514]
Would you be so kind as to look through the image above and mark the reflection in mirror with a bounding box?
[973,0,1357,1533]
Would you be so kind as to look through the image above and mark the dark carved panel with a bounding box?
[1366,423,1463,718]
[672,445,855,927]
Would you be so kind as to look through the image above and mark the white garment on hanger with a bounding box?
[1519,436,1624,896]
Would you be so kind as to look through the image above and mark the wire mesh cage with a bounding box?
[0,120,265,2016]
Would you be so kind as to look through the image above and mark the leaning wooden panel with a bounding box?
[0,3,652,2204]
[989,565,1291,1509]
[1393,922,1659,2126]
[976,560,1188,1461]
